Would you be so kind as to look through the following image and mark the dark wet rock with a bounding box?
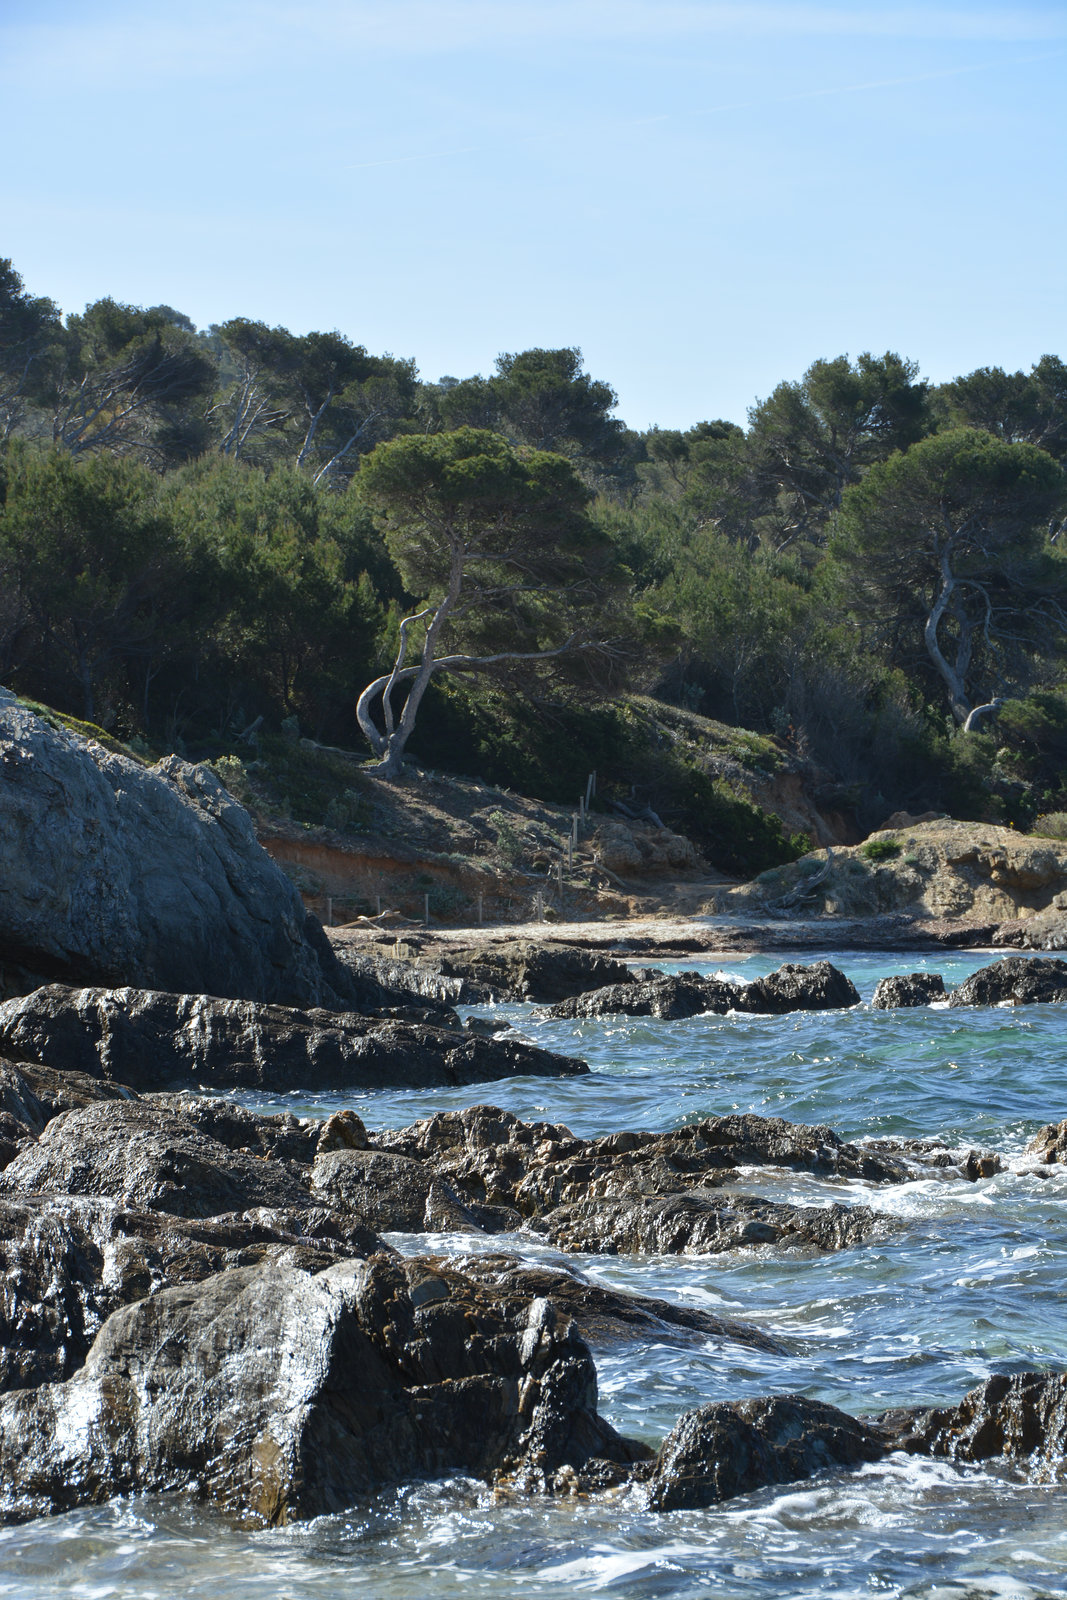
[739,961,860,1014]
[871,972,947,1009]
[885,1371,1067,1478]
[543,962,861,1021]
[439,942,637,1003]
[0,1193,383,1394]
[438,1253,785,1353]
[0,1057,140,1169]
[0,984,587,1092]
[535,1190,885,1256]
[334,953,473,1017]
[310,1148,518,1235]
[0,1253,641,1525]
[645,1395,889,1510]
[377,1107,910,1218]
[0,1100,312,1219]
[948,955,1067,1008]
[543,973,738,1022]
[1023,1119,1067,1164]
[0,688,358,1008]
[862,1137,1001,1181]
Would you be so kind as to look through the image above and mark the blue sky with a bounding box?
[2,1,1064,429]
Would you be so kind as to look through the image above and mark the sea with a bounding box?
[2,948,1066,1600]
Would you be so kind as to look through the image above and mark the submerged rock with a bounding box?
[645,1395,888,1510]
[0,689,354,1008]
[947,956,1067,1008]
[0,1253,641,1525]
[886,1371,1067,1478]
[871,972,947,1009]
[0,985,587,1092]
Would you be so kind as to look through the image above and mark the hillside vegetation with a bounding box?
[3,255,1067,867]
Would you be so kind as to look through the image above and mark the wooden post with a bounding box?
[567,833,573,871]
[557,858,563,897]
[477,893,484,925]
[571,813,579,849]
[585,772,595,809]
[424,893,430,926]
[535,890,544,921]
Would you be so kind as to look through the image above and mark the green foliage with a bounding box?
[860,838,901,861]
[1031,811,1067,840]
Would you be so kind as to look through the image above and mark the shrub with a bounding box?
[861,838,901,862]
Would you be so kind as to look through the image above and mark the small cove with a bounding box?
[3,948,1066,1600]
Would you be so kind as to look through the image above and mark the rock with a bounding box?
[438,942,637,1003]
[1023,1119,1067,1164]
[542,963,860,1021]
[0,690,357,1008]
[0,1253,641,1524]
[543,973,738,1021]
[0,1101,313,1219]
[334,953,483,1011]
[0,984,588,1092]
[310,1148,515,1235]
[947,956,1067,1008]
[871,972,947,1009]
[536,1190,885,1256]
[645,1395,888,1510]
[436,1253,785,1353]
[862,1137,1001,1181]
[886,1371,1067,1478]
[591,819,700,877]
[739,961,860,1014]
[375,1107,910,1222]
[0,1194,382,1393]
[724,820,1067,923]
[316,1109,369,1154]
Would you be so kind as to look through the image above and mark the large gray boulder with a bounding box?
[0,1253,640,1524]
[0,691,353,1007]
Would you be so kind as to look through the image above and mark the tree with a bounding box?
[833,429,1067,727]
[38,299,216,464]
[0,445,183,724]
[746,352,932,552]
[354,428,617,778]
[209,321,417,481]
[0,259,62,440]
[436,348,635,484]
[933,356,1067,464]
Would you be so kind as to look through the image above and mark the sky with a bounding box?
[2,0,1064,430]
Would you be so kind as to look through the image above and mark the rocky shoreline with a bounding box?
[0,949,1063,1524]
[2,693,1065,1531]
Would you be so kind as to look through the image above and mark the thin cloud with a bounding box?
[3,1,1066,88]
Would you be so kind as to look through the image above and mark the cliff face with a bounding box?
[0,690,353,1007]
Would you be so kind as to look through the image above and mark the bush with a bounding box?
[861,838,901,861]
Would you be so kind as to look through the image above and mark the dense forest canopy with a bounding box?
[3,253,1067,846]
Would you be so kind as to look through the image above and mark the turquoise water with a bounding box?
[2,949,1066,1599]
